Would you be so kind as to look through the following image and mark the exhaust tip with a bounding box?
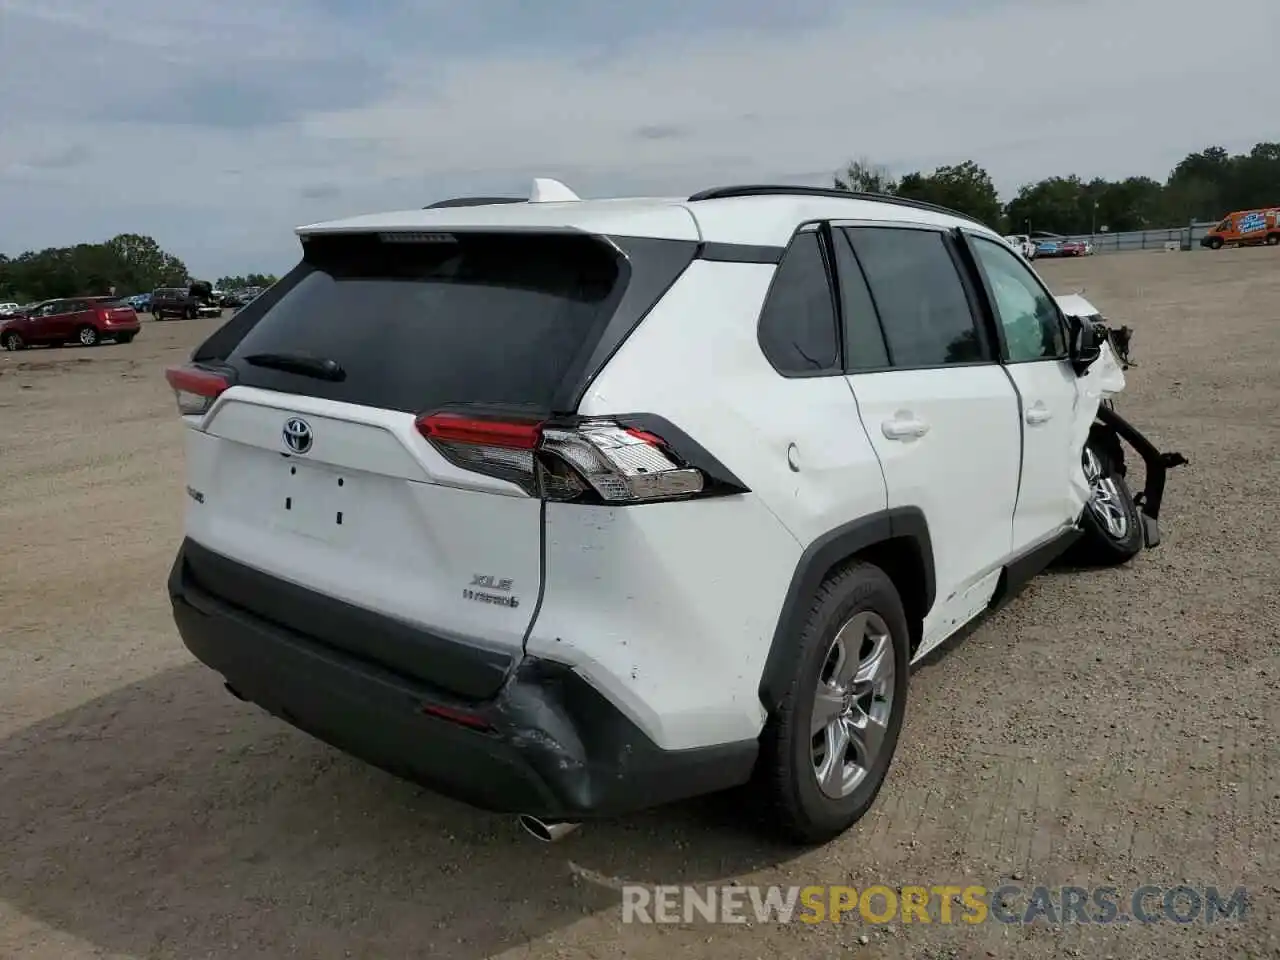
[518,815,581,843]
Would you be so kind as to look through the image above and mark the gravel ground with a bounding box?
[0,249,1277,959]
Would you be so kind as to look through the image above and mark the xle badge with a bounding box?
[464,574,520,609]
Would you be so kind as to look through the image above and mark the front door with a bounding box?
[30,301,69,342]
[963,232,1079,555]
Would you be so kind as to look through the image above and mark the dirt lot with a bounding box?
[1,250,1277,960]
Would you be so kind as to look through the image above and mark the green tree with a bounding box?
[1005,176,1090,234]
[895,161,1003,227]
[0,234,188,303]
[105,233,188,291]
[834,159,898,194]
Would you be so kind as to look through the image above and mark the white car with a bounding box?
[0,302,20,316]
[163,180,1184,845]
[1004,234,1037,260]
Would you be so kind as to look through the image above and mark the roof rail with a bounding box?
[686,184,987,227]
[424,196,525,209]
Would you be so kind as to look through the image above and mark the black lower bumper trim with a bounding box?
[1095,405,1187,548]
[168,540,757,819]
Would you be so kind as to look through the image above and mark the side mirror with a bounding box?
[1067,313,1102,375]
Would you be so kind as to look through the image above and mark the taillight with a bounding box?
[540,423,703,502]
[414,412,726,504]
[164,365,230,416]
[416,412,543,494]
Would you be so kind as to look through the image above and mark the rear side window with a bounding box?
[757,229,840,376]
[831,230,889,371]
[844,227,984,368]
[224,232,629,414]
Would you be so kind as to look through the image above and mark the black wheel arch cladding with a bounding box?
[759,507,934,713]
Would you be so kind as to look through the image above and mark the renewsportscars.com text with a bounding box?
[621,884,1249,926]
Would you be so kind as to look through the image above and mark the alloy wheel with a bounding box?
[810,611,896,800]
[1083,447,1129,540]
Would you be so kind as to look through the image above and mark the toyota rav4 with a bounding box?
[164,181,1185,845]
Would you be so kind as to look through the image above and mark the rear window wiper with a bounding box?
[242,352,346,381]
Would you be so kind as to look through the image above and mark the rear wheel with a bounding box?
[2,331,24,351]
[1067,441,1143,566]
[757,562,910,844]
[77,325,100,346]
[1266,233,1280,246]
[185,306,197,320]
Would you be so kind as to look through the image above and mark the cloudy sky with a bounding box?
[0,0,1274,277]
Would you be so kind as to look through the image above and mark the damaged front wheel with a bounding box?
[1068,442,1143,566]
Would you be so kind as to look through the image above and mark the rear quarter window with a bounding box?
[756,229,840,376]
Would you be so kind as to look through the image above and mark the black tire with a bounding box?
[115,332,136,344]
[2,331,24,351]
[756,562,911,845]
[1207,236,1223,250]
[185,306,197,320]
[76,325,99,347]
[1066,439,1143,566]
[1266,233,1280,246]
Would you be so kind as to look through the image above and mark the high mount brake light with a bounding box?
[414,413,705,503]
[164,365,230,416]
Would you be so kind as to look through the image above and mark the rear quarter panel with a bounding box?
[524,260,887,750]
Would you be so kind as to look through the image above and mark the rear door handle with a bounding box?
[1025,402,1053,425]
[882,414,930,440]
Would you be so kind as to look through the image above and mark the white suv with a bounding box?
[164,181,1185,845]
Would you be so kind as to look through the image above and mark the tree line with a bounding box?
[0,235,279,305]
[0,234,191,304]
[215,273,279,292]
[835,142,1280,235]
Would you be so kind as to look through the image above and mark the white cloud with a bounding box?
[1,0,1275,275]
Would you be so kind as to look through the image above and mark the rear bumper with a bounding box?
[168,539,757,820]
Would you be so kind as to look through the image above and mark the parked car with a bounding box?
[1,296,139,350]
[1003,234,1037,260]
[127,293,152,313]
[152,287,200,320]
[153,284,222,320]
[162,180,1184,845]
[1200,208,1280,249]
[1061,239,1094,257]
[0,302,20,317]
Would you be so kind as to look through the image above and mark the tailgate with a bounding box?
[175,229,645,700]
[184,388,541,699]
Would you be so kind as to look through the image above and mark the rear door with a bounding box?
[64,299,95,338]
[182,230,639,683]
[834,223,1021,654]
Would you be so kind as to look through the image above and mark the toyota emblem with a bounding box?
[283,417,313,454]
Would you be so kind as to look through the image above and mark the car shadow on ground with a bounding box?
[0,664,798,958]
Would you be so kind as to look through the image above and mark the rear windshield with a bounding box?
[223,232,628,414]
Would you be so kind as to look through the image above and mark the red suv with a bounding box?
[0,297,140,351]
